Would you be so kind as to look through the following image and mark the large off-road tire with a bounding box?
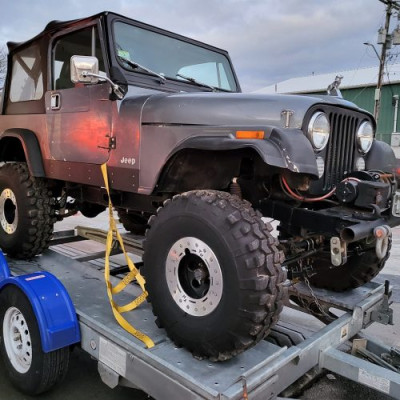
[117,209,149,235]
[308,238,392,291]
[143,190,287,361]
[0,163,55,259]
[0,286,70,395]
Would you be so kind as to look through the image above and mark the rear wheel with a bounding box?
[308,238,391,291]
[143,190,287,360]
[0,163,55,259]
[0,286,70,395]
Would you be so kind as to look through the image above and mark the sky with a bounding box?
[0,0,396,92]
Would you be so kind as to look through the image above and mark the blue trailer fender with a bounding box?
[0,252,80,352]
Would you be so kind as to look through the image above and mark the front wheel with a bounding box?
[0,286,70,395]
[143,190,287,361]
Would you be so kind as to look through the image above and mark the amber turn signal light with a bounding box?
[235,130,264,139]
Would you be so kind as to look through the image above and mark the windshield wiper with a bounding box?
[176,73,218,92]
[118,56,166,83]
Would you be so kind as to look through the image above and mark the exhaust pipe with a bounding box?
[341,221,391,260]
[340,219,387,243]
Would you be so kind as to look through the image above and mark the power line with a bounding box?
[379,0,400,12]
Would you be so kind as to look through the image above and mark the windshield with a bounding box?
[113,21,238,91]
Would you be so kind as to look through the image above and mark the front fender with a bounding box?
[366,140,397,173]
[172,127,319,177]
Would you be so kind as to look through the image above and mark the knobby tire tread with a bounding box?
[144,190,287,361]
[0,163,55,259]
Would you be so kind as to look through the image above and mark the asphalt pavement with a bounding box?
[0,213,399,399]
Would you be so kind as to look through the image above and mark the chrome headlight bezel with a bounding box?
[356,121,374,154]
[307,111,330,151]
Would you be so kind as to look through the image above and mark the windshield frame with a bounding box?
[106,14,241,93]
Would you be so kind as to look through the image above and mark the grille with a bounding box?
[322,112,360,191]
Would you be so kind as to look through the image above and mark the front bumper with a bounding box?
[260,199,400,243]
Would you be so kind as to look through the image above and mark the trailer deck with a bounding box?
[5,227,400,399]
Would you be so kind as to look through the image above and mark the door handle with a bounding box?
[50,93,61,110]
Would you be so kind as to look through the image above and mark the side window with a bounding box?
[9,44,43,102]
[53,26,105,90]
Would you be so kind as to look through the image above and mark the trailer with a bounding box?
[1,226,399,399]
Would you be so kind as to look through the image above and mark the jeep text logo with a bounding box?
[120,157,136,165]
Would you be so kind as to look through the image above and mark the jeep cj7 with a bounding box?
[0,12,399,361]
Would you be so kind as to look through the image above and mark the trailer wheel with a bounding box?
[143,190,287,361]
[309,237,392,291]
[0,286,69,395]
[0,163,55,259]
[117,209,149,235]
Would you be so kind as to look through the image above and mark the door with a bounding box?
[46,25,112,164]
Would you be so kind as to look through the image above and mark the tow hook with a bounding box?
[374,225,391,260]
[330,237,347,266]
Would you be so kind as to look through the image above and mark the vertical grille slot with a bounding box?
[323,111,359,191]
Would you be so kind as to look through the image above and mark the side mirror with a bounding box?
[70,55,99,84]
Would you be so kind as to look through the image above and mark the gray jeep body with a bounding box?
[0,9,398,276]
[0,12,394,203]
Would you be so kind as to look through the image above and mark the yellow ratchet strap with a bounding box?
[101,163,154,349]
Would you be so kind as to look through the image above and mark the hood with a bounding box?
[140,92,365,129]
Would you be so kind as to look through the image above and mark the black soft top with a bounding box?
[7,10,229,58]
[7,11,108,52]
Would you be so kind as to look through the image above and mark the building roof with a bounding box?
[255,64,400,94]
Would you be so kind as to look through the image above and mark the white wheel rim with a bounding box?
[166,237,223,317]
[0,188,18,234]
[3,306,32,373]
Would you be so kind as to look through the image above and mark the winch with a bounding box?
[335,171,394,209]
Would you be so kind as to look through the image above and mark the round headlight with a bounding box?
[307,112,330,151]
[356,121,374,154]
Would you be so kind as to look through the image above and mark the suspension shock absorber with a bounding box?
[229,177,242,199]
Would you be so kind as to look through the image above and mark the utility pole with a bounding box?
[375,1,393,126]
[369,1,400,140]
[372,0,400,140]
[376,2,400,119]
